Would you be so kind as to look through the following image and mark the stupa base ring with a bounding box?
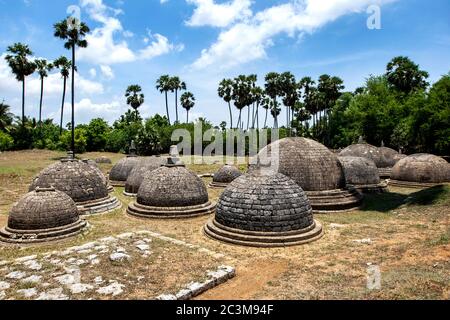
[0,220,88,244]
[306,188,363,214]
[109,180,126,187]
[127,201,216,219]
[204,218,323,248]
[208,182,231,189]
[123,190,137,198]
[107,185,114,193]
[388,180,447,189]
[378,168,393,179]
[353,182,388,194]
[77,196,122,215]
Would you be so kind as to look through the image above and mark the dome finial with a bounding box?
[164,145,185,167]
[128,140,137,157]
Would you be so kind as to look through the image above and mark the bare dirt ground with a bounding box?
[0,150,449,300]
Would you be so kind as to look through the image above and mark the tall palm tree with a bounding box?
[265,72,281,129]
[232,75,253,130]
[251,86,264,129]
[125,85,145,118]
[156,75,172,125]
[34,59,54,126]
[218,79,234,129]
[180,92,195,123]
[54,17,90,156]
[5,43,36,124]
[53,56,73,135]
[0,102,14,132]
[299,77,316,134]
[279,72,298,134]
[260,94,271,129]
[246,74,257,130]
[170,76,186,124]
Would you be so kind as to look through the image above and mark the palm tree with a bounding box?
[251,86,264,129]
[265,72,281,129]
[260,94,272,129]
[5,43,37,124]
[218,79,234,129]
[299,77,316,134]
[53,56,73,135]
[279,72,298,134]
[386,56,429,94]
[125,85,145,118]
[232,75,253,130]
[180,92,195,123]
[156,75,172,124]
[34,59,54,126]
[0,101,14,132]
[170,76,186,124]
[54,17,90,156]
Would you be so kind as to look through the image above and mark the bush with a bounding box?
[105,129,128,153]
[0,131,14,151]
[32,120,62,150]
[59,128,87,154]
[85,118,109,152]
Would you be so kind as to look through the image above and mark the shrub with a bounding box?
[59,128,87,154]
[0,131,14,151]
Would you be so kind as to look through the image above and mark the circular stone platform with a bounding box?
[204,169,323,247]
[0,187,87,244]
[339,156,388,194]
[30,160,121,215]
[124,157,164,197]
[209,165,242,189]
[389,154,450,188]
[127,157,215,219]
[255,138,362,213]
[109,156,140,187]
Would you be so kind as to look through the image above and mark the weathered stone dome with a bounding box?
[390,154,450,188]
[127,157,215,218]
[124,157,164,196]
[377,147,407,178]
[204,168,323,247]
[255,138,362,213]
[83,159,114,193]
[339,156,387,193]
[209,165,242,189]
[339,143,384,168]
[109,156,139,186]
[95,157,112,164]
[30,160,121,215]
[0,187,87,244]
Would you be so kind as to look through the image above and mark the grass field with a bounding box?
[0,150,449,300]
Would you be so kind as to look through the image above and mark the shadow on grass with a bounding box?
[361,185,449,213]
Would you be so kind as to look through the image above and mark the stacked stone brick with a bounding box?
[338,156,387,193]
[30,159,121,215]
[83,159,114,193]
[0,187,87,244]
[209,165,242,189]
[127,157,215,218]
[204,167,323,247]
[124,157,164,196]
[390,154,450,188]
[256,138,362,213]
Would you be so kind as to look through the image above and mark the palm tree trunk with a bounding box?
[165,91,171,125]
[264,108,268,128]
[247,106,250,130]
[228,102,233,129]
[256,104,260,130]
[186,110,189,124]
[175,89,179,124]
[60,76,67,135]
[22,78,25,125]
[71,46,76,156]
[39,77,44,127]
[237,110,242,129]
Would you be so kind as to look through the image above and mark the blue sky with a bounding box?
[0,0,449,127]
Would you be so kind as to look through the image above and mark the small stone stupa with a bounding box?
[82,159,114,193]
[338,156,388,193]
[124,156,164,197]
[390,154,450,188]
[0,187,87,244]
[127,146,216,219]
[204,161,323,247]
[30,159,121,215]
[109,141,140,187]
[209,165,242,189]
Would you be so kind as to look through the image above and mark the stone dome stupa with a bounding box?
[127,146,216,218]
[390,154,450,188]
[204,165,323,247]
[29,159,121,215]
[0,187,87,244]
[109,141,140,187]
[124,156,164,197]
[254,138,362,213]
[378,146,407,178]
[82,159,114,193]
[209,165,242,189]
[338,156,388,193]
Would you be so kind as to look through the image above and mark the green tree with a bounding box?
[180,92,195,123]
[5,43,36,124]
[34,59,54,126]
[60,127,87,154]
[0,102,14,132]
[53,56,73,135]
[218,79,234,129]
[85,118,110,152]
[125,85,145,118]
[0,131,14,151]
[170,76,186,124]
[386,56,429,95]
[54,17,90,155]
[156,75,172,125]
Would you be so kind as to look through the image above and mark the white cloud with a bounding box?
[186,0,252,28]
[89,68,97,77]
[100,65,114,79]
[71,98,124,124]
[191,0,395,69]
[78,0,182,65]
